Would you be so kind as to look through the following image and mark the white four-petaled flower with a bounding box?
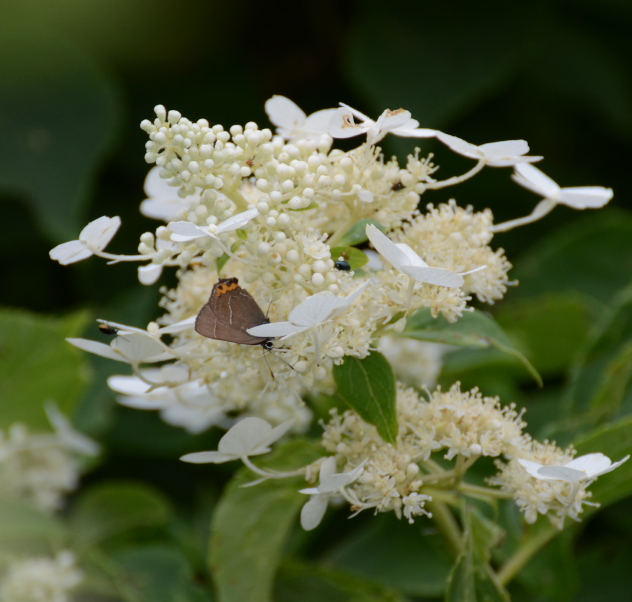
[366,224,481,287]
[512,163,614,209]
[329,103,437,144]
[180,417,293,464]
[519,452,629,504]
[299,457,366,531]
[246,281,370,340]
[49,216,121,265]
[265,96,338,142]
[435,133,543,167]
[169,208,259,242]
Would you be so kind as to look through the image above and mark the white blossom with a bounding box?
[247,281,370,339]
[0,551,83,602]
[265,95,337,141]
[180,417,293,464]
[435,132,542,166]
[49,216,120,265]
[329,103,437,144]
[512,163,614,208]
[299,457,365,530]
[141,165,200,221]
[169,208,259,242]
[366,224,479,287]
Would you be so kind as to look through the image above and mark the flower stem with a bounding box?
[427,499,462,558]
[497,524,558,586]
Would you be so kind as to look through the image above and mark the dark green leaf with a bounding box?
[563,283,632,428]
[0,24,121,242]
[70,481,171,551]
[346,3,534,127]
[111,545,212,602]
[333,352,398,444]
[330,246,369,270]
[495,293,593,378]
[511,210,632,307]
[276,558,406,602]
[327,513,453,597]
[401,308,541,385]
[337,219,384,247]
[0,308,91,429]
[210,440,322,602]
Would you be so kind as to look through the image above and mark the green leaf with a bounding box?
[275,558,407,602]
[346,3,534,127]
[337,219,384,247]
[70,481,171,551]
[333,352,398,444]
[401,308,541,385]
[110,545,212,602]
[446,505,509,602]
[0,500,67,555]
[0,308,91,429]
[0,24,121,242]
[329,246,369,270]
[210,440,322,602]
[562,283,632,430]
[511,210,632,307]
[327,513,453,598]
[494,293,593,378]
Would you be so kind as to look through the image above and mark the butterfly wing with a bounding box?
[195,279,271,345]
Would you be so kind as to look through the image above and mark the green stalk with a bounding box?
[497,524,558,586]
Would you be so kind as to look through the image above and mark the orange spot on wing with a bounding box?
[216,281,239,296]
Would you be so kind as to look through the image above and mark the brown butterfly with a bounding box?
[195,278,274,349]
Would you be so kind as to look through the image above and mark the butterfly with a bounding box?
[195,277,274,349]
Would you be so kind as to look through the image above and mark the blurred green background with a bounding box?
[1,1,632,599]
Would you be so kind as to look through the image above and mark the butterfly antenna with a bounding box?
[261,346,275,380]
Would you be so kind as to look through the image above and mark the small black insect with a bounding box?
[334,260,351,271]
[391,182,405,192]
[98,323,119,336]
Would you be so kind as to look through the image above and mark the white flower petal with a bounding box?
[537,465,586,482]
[303,109,338,134]
[138,264,163,285]
[67,337,128,362]
[217,417,274,457]
[180,451,236,464]
[557,187,613,209]
[513,163,560,199]
[79,216,121,249]
[265,96,307,129]
[49,240,92,265]
[107,375,152,396]
[395,243,428,268]
[329,108,366,139]
[247,321,305,338]
[402,265,465,288]
[45,402,100,456]
[111,333,170,363]
[300,494,330,530]
[256,419,294,451]
[215,208,259,233]
[366,224,410,272]
[565,452,629,478]
[436,132,479,159]
[157,316,196,334]
[169,221,210,242]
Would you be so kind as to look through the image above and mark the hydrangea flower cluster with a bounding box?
[0,551,83,602]
[50,96,623,529]
[0,404,99,512]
